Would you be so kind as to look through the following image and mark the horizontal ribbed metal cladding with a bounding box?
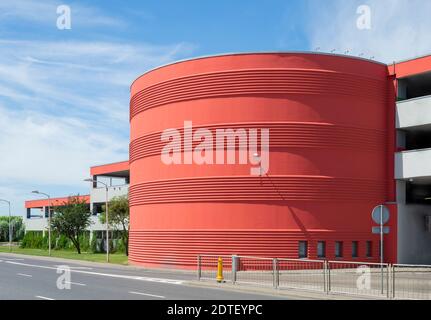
[130,69,386,120]
[130,122,385,163]
[129,176,385,205]
[129,230,381,268]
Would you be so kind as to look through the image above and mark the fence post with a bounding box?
[386,264,390,298]
[323,260,327,293]
[392,264,396,299]
[232,255,238,284]
[326,260,331,294]
[273,258,279,289]
[197,255,201,281]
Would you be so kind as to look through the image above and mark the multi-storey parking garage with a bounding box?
[25,52,431,269]
[128,52,397,268]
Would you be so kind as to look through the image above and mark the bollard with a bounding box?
[232,255,238,284]
[216,257,224,283]
[273,258,279,289]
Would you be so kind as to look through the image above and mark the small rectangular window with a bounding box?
[366,241,372,258]
[299,241,308,258]
[335,241,343,258]
[352,241,359,258]
[317,241,326,258]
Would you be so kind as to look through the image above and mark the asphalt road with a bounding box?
[0,253,285,300]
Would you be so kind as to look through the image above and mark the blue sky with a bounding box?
[1,0,431,216]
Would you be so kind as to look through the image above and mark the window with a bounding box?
[317,241,326,258]
[366,241,372,258]
[298,241,308,258]
[335,241,343,258]
[352,241,359,258]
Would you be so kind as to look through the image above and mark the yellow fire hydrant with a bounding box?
[216,257,224,283]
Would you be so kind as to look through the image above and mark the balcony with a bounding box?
[395,148,431,179]
[397,95,431,129]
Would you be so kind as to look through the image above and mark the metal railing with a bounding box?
[198,255,233,283]
[392,264,431,300]
[197,254,431,299]
[278,258,326,292]
[327,261,389,298]
[234,256,275,287]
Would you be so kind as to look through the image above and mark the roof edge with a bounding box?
[130,50,388,90]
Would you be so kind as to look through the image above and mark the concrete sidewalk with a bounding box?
[188,280,381,300]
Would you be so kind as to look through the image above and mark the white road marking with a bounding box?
[2,258,24,261]
[5,261,184,285]
[65,281,86,286]
[17,273,32,277]
[128,291,165,299]
[35,296,54,300]
[54,265,93,270]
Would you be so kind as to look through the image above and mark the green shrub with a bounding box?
[20,231,44,249]
[56,234,69,250]
[0,216,25,242]
[116,239,126,253]
[90,236,99,253]
[79,234,91,252]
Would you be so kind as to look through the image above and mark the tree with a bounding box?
[100,195,129,255]
[51,196,92,254]
[0,221,8,242]
[0,216,25,242]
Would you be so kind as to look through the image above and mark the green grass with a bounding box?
[0,246,128,265]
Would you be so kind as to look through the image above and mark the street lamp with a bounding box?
[84,178,110,262]
[31,191,51,256]
[0,199,12,252]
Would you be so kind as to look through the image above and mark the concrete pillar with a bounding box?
[398,79,408,100]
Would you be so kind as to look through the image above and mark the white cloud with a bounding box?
[0,38,196,216]
[307,0,431,63]
[0,0,125,28]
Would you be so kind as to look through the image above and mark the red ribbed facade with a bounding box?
[129,53,394,268]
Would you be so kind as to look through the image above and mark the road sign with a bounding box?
[372,226,390,234]
[371,205,390,224]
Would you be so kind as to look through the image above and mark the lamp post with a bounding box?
[31,191,51,256]
[0,199,12,252]
[84,178,109,262]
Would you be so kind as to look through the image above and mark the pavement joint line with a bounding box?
[17,273,32,277]
[128,291,166,299]
[35,295,55,300]
[5,261,185,285]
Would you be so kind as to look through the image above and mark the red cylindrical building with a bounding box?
[129,53,391,268]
